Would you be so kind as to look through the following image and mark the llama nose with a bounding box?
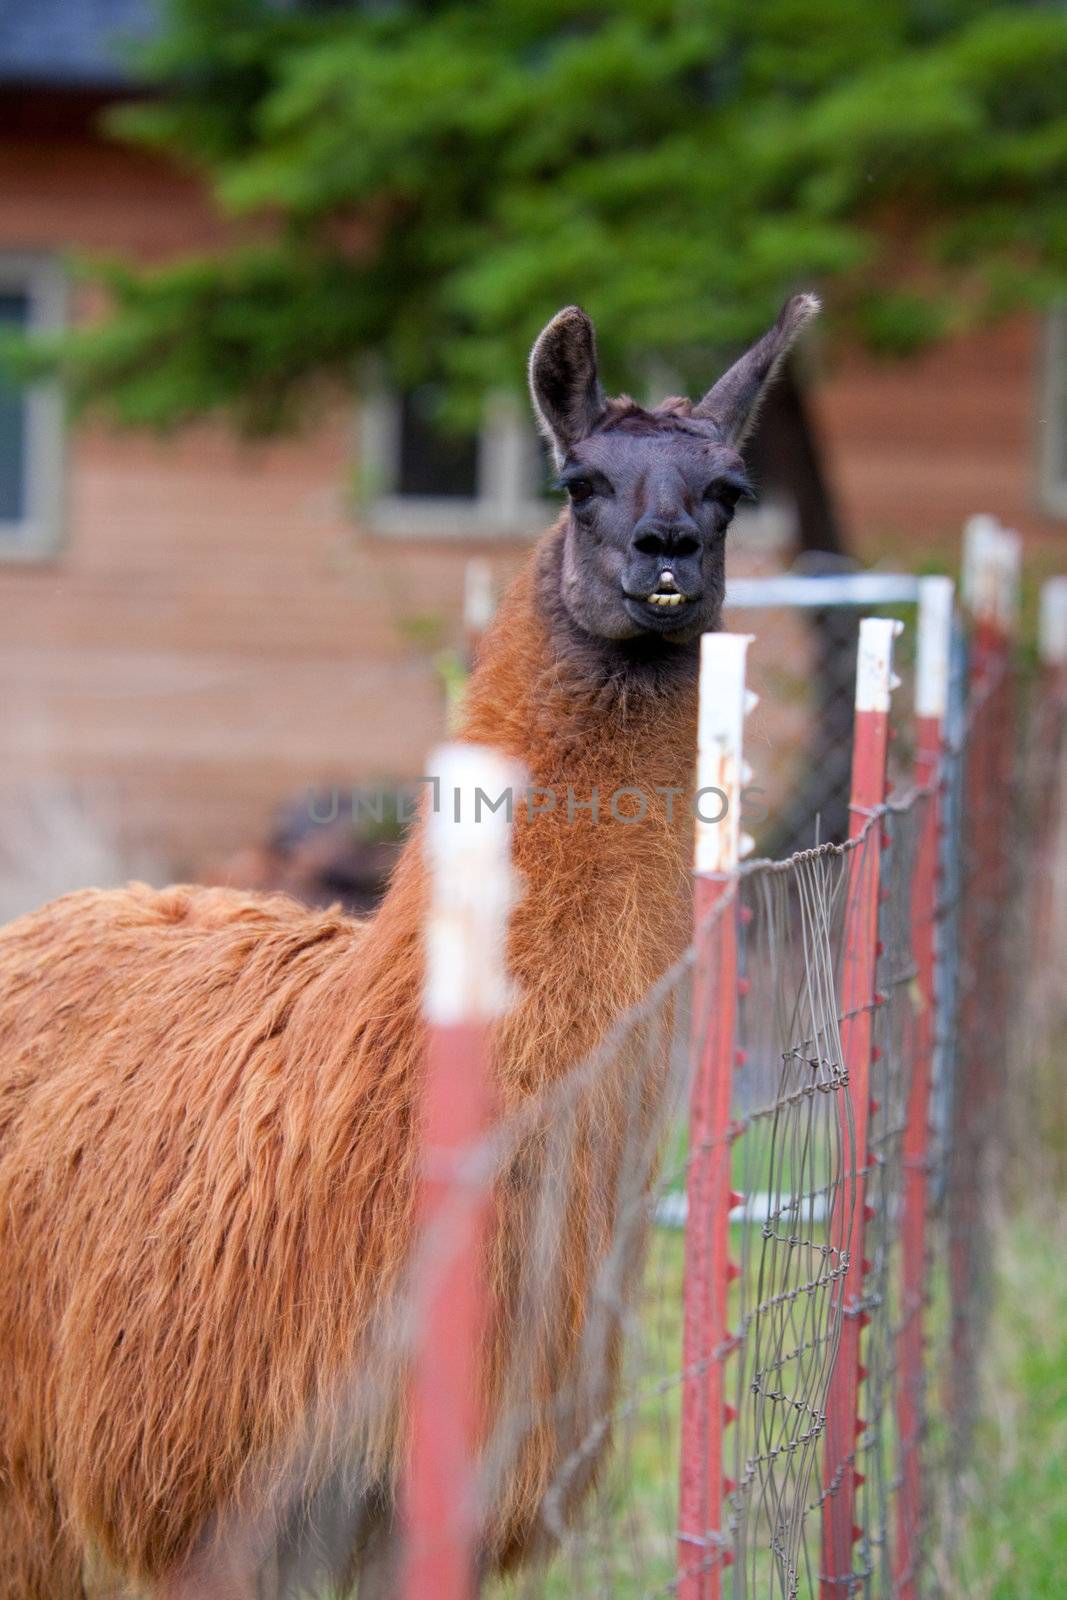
[630,516,701,559]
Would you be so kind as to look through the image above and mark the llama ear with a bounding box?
[529,306,605,466]
[692,293,821,447]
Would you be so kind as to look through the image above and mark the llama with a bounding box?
[0,293,818,1599]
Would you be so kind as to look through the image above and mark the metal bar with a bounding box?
[929,610,967,1212]
[1032,579,1067,971]
[895,577,954,1598]
[820,617,902,1599]
[402,743,518,1600]
[948,518,1019,1474]
[677,633,753,1600]
[1039,576,1067,670]
[725,573,920,610]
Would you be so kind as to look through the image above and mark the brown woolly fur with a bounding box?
[0,521,696,1598]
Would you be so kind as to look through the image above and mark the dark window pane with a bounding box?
[0,291,29,524]
[396,384,479,499]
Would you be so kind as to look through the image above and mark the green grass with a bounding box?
[488,1199,1067,1597]
[945,1207,1067,1599]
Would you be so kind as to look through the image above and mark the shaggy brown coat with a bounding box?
[0,522,695,1598]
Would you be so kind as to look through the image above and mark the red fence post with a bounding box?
[895,577,954,1598]
[678,633,753,1600]
[1033,578,1067,973]
[949,518,1019,1455]
[820,617,902,1599]
[402,743,518,1600]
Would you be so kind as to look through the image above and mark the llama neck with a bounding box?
[456,526,698,1092]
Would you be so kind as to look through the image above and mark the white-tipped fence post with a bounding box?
[896,577,954,1597]
[1032,578,1067,986]
[950,518,1019,1460]
[821,616,903,1598]
[403,742,520,1600]
[1039,577,1067,673]
[961,514,1002,623]
[678,632,754,1600]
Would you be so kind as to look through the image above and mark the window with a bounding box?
[395,386,481,500]
[358,381,551,539]
[1039,305,1067,519]
[0,254,66,560]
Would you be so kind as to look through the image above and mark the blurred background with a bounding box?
[3,0,1067,918]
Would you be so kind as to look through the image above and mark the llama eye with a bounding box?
[704,474,753,507]
[703,482,733,506]
[567,478,594,505]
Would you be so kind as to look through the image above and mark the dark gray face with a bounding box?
[529,293,819,650]
[556,423,750,645]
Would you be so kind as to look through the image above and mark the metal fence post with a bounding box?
[678,632,754,1600]
[1038,576,1067,677]
[929,607,967,1213]
[402,743,518,1600]
[949,519,1020,1466]
[1032,578,1067,976]
[820,617,902,1598]
[895,577,954,1598]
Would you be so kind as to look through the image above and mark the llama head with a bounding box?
[529,293,820,648]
